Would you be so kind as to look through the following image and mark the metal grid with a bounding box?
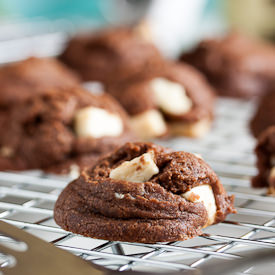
[0,98,274,273]
[0,31,274,274]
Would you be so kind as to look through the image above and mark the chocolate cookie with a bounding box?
[107,62,215,139]
[250,90,275,137]
[60,27,163,84]
[252,126,275,195]
[0,87,135,174]
[0,57,79,107]
[180,33,275,98]
[54,142,235,243]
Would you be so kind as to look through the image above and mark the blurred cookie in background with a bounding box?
[107,61,215,139]
[252,126,275,196]
[180,32,275,98]
[60,26,163,85]
[250,89,275,138]
[0,87,135,175]
[0,57,80,107]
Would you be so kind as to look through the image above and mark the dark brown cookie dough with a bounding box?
[54,142,235,243]
[250,90,275,137]
[0,57,80,107]
[60,27,163,84]
[0,87,135,174]
[180,33,275,98]
[107,61,216,138]
[252,126,275,195]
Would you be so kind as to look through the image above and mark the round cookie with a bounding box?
[0,87,135,174]
[54,142,236,243]
[180,33,275,98]
[107,62,216,139]
[252,126,275,195]
[60,27,163,84]
[250,90,275,137]
[0,57,80,107]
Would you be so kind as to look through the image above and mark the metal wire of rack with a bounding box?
[0,31,274,274]
[0,98,274,274]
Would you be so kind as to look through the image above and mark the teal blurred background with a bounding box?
[0,0,273,58]
[0,0,220,25]
[0,0,103,21]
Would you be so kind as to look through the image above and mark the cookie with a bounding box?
[54,142,235,243]
[0,87,135,174]
[60,27,163,84]
[180,33,275,98]
[250,90,275,137]
[0,57,79,107]
[252,126,275,195]
[107,62,215,139]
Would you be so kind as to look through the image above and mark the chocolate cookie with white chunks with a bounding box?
[54,142,235,243]
[0,87,135,174]
[252,126,275,195]
[250,90,275,138]
[60,26,163,85]
[0,57,80,107]
[180,33,275,98]
[107,62,215,139]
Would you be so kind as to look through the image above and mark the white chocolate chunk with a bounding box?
[110,151,159,183]
[69,164,80,179]
[133,20,153,43]
[270,167,275,179]
[130,110,167,139]
[194,153,203,159]
[182,185,217,226]
[0,146,14,157]
[268,167,275,196]
[115,193,125,199]
[169,118,211,138]
[74,106,123,138]
[150,77,192,115]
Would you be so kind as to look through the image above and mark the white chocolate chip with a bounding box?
[150,77,192,115]
[194,153,203,159]
[169,118,211,138]
[130,110,167,139]
[0,146,14,158]
[182,185,217,226]
[74,106,123,138]
[133,20,153,43]
[270,167,275,179]
[128,194,136,200]
[69,164,80,179]
[115,193,125,199]
[110,151,159,183]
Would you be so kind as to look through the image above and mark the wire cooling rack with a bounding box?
[0,30,274,274]
[0,98,274,274]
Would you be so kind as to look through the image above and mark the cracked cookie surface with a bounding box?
[54,142,235,243]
